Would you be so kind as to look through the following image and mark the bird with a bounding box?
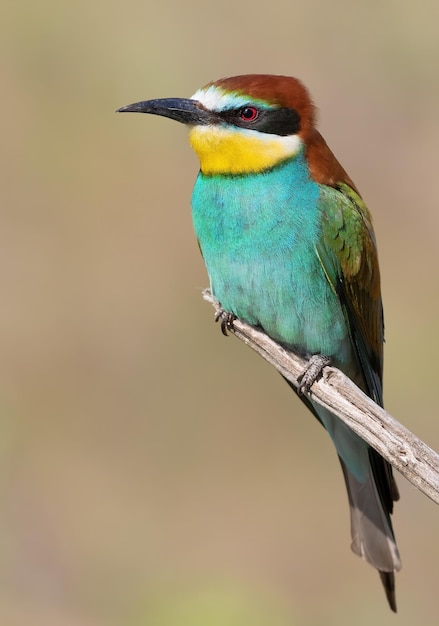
[118,74,401,611]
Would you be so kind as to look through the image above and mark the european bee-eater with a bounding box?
[118,74,401,611]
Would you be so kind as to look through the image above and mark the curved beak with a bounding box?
[116,97,213,125]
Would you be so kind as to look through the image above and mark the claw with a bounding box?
[214,308,236,336]
[297,354,332,394]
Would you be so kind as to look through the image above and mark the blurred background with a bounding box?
[1,1,439,624]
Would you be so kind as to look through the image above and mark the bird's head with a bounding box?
[118,75,317,176]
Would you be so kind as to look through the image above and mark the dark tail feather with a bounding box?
[380,571,397,612]
[339,458,401,611]
[285,380,401,610]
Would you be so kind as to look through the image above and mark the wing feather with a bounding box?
[316,183,399,510]
[316,183,384,403]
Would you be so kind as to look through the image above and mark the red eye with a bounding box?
[240,106,258,121]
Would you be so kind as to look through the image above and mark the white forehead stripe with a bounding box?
[191,85,270,112]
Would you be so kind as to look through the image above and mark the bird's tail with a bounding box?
[290,388,401,611]
[339,457,401,612]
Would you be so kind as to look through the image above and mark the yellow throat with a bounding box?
[188,125,302,176]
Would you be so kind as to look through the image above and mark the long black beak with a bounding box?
[117,97,213,125]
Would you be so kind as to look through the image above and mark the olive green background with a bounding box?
[1,1,438,624]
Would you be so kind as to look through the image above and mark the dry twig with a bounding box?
[203,289,439,505]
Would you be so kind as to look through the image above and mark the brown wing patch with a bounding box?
[306,129,359,193]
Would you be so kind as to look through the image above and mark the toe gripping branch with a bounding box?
[297,354,332,394]
[214,308,237,336]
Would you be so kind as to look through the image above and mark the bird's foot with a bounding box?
[297,354,332,394]
[214,308,236,336]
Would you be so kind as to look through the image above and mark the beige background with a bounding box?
[1,1,438,624]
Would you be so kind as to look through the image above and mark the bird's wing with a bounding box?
[315,182,399,511]
[315,182,384,404]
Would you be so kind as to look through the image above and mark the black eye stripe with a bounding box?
[218,107,300,136]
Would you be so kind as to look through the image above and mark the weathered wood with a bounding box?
[203,289,439,505]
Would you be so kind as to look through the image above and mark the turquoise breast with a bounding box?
[191,153,349,360]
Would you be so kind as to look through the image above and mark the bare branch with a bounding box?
[203,289,439,505]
